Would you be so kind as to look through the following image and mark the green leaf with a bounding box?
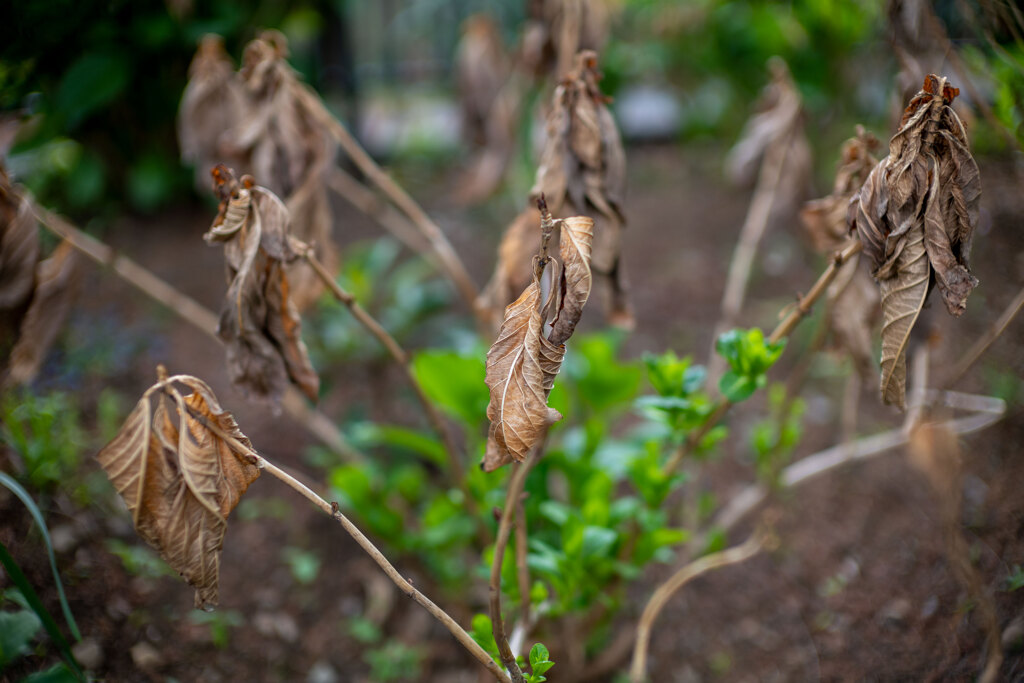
[353,423,447,466]
[719,371,758,403]
[0,473,80,640]
[411,350,488,427]
[54,52,132,129]
[0,609,42,668]
[528,641,555,680]
[21,663,79,683]
[581,526,618,559]
[529,642,549,667]
[0,544,82,680]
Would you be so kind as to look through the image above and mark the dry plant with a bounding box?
[521,0,613,82]
[180,31,336,312]
[484,199,594,471]
[850,74,980,408]
[482,50,629,331]
[205,165,320,406]
[708,57,812,385]
[0,166,79,388]
[95,367,512,681]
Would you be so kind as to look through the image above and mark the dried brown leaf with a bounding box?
[479,207,542,329]
[96,372,260,608]
[178,35,248,191]
[529,50,631,329]
[483,207,594,470]
[7,241,79,385]
[484,278,563,471]
[548,215,593,344]
[0,173,40,310]
[851,75,980,407]
[207,166,319,405]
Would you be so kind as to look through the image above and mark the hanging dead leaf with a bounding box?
[483,204,594,471]
[0,169,80,386]
[206,165,319,406]
[7,241,79,385]
[800,127,881,377]
[479,207,542,330]
[850,74,980,408]
[178,34,248,191]
[96,369,261,609]
[527,50,631,328]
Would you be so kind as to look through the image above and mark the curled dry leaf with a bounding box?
[850,75,980,408]
[0,168,79,386]
[726,58,812,222]
[526,50,631,328]
[206,165,319,406]
[479,207,541,329]
[96,370,261,609]
[800,126,881,377]
[177,34,248,191]
[483,206,594,471]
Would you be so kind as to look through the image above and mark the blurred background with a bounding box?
[3,1,1024,682]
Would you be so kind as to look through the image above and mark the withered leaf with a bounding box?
[7,241,79,386]
[850,75,980,408]
[528,50,631,328]
[207,166,319,406]
[177,34,247,191]
[483,208,594,471]
[548,215,593,345]
[231,31,337,311]
[800,127,881,377]
[479,207,542,331]
[484,279,563,472]
[96,371,260,609]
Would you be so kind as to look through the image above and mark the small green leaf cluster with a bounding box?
[525,642,555,682]
[750,383,805,487]
[715,328,785,402]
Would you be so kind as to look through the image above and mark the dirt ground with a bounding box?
[2,144,1023,682]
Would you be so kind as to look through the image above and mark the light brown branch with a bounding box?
[298,245,466,486]
[514,496,531,632]
[489,457,534,683]
[30,203,365,462]
[256,455,511,683]
[291,83,483,323]
[629,531,767,683]
[943,283,1024,389]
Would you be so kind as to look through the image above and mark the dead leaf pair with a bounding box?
[206,164,319,406]
[97,368,260,609]
[850,75,980,408]
[483,205,594,471]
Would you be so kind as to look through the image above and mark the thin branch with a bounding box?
[298,244,466,486]
[489,456,535,683]
[291,83,483,323]
[255,455,512,683]
[629,531,768,683]
[326,167,433,257]
[29,203,365,462]
[514,496,532,634]
[943,283,1024,388]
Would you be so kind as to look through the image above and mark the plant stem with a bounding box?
[326,168,433,258]
[942,283,1024,389]
[256,455,512,683]
[490,456,535,683]
[30,203,365,462]
[664,239,865,477]
[298,244,467,487]
[514,496,532,632]
[629,531,767,683]
[291,83,483,324]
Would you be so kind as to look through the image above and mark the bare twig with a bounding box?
[290,83,483,323]
[298,245,467,486]
[514,496,532,633]
[629,531,768,683]
[326,167,433,257]
[255,455,511,683]
[943,283,1024,388]
[30,203,365,462]
[489,455,535,683]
